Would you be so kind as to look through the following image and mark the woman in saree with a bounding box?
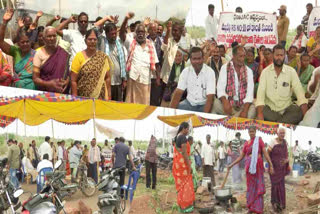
[32,26,70,93]
[297,53,314,97]
[71,28,112,100]
[268,127,290,213]
[0,49,12,86]
[227,126,274,214]
[172,122,195,213]
[187,136,198,192]
[0,9,36,90]
[307,26,320,68]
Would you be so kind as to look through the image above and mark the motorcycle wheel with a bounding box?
[100,205,115,214]
[81,178,96,197]
[159,163,166,170]
[119,197,126,214]
[304,163,310,174]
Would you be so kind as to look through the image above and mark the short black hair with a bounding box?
[236,7,243,12]
[288,46,298,52]
[119,137,125,142]
[273,44,285,53]
[60,18,67,23]
[85,28,98,40]
[45,136,50,142]
[43,154,49,160]
[7,139,13,144]
[231,41,239,48]
[259,45,266,51]
[236,132,241,137]
[188,136,193,142]
[300,52,310,60]
[79,12,89,20]
[189,46,203,58]
[208,4,215,10]
[128,140,132,146]
[135,21,141,25]
[129,23,136,28]
[232,45,244,56]
[218,45,225,51]
[104,22,117,34]
[37,26,45,32]
[115,137,119,141]
[95,16,103,22]
[306,3,313,7]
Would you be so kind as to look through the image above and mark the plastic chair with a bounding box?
[120,164,143,203]
[36,167,53,193]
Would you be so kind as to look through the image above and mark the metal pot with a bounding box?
[213,185,232,199]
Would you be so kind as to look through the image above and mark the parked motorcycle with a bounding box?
[307,152,320,172]
[97,166,126,214]
[296,154,311,174]
[158,153,173,170]
[59,160,96,197]
[21,160,67,214]
[0,157,24,214]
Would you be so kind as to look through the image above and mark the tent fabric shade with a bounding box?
[157,114,204,127]
[0,92,157,126]
[158,114,296,135]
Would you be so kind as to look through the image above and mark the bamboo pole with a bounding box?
[51,119,54,139]
[220,0,224,12]
[23,99,26,142]
[92,99,97,139]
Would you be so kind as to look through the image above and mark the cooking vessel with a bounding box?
[213,185,233,201]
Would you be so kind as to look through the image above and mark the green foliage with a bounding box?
[186,26,205,39]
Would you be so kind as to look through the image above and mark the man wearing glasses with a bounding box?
[256,44,308,124]
[56,12,89,64]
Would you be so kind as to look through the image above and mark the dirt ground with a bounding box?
[17,169,320,214]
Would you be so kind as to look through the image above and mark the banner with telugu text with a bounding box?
[217,12,278,48]
[307,7,320,38]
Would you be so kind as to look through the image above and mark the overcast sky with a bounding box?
[0,86,319,150]
[23,0,190,22]
[185,0,317,29]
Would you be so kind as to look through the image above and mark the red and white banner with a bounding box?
[307,7,320,38]
[217,12,278,48]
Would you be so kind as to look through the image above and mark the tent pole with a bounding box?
[221,0,224,12]
[51,119,54,139]
[92,99,97,139]
[133,120,136,141]
[24,99,26,142]
[163,107,165,151]
[290,127,293,160]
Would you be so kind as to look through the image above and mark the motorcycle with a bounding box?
[59,160,96,197]
[96,166,127,214]
[0,157,24,214]
[307,152,320,172]
[296,154,311,174]
[21,160,67,214]
[158,153,173,170]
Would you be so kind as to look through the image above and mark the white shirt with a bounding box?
[124,32,135,51]
[217,62,254,104]
[37,159,53,172]
[22,157,34,173]
[177,64,216,106]
[292,34,308,48]
[293,145,302,157]
[88,146,101,164]
[308,144,315,153]
[62,29,87,62]
[161,37,179,84]
[129,145,136,158]
[58,146,64,160]
[38,141,53,161]
[205,14,219,40]
[179,34,192,51]
[218,146,226,159]
[201,143,216,166]
[127,38,159,85]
